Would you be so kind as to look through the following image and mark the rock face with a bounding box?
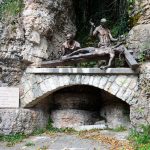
[0,109,49,135]
[130,0,150,24]
[127,0,150,53]
[127,24,150,54]
[130,62,150,128]
[21,0,76,63]
[127,0,150,128]
[0,0,76,85]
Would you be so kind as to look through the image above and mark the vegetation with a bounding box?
[73,0,130,47]
[0,133,28,147]
[129,125,150,150]
[112,126,127,132]
[46,118,76,134]
[138,40,150,63]
[25,141,35,147]
[0,118,75,146]
[38,145,49,150]
[0,0,24,21]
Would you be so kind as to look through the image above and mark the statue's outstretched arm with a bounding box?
[89,20,97,36]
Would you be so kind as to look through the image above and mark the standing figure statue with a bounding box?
[61,33,81,56]
[62,19,118,69]
[90,18,117,47]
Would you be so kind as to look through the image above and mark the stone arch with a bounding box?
[21,74,138,107]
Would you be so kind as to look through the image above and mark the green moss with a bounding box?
[129,13,141,28]
[0,0,24,21]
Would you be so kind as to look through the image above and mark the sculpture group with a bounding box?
[42,18,139,70]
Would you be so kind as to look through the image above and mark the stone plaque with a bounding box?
[0,87,19,108]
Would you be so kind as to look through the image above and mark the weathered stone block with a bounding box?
[99,76,108,89]
[51,109,100,128]
[0,109,49,135]
[115,76,127,86]
[92,76,101,87]
[100,104,130,129]
[108,83,120,95]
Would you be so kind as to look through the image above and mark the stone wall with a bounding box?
[51,109,100,128]
[20,72,145,128]
[21,74,138,108]
[130,62,150,128]
[0,108,49,135]
[50,86,130,129]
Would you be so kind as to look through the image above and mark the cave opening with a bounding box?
[36,85,131,130]
[72,0,129,47]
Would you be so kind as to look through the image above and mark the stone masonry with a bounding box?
[21,73,138,108]
[19,68,146,129]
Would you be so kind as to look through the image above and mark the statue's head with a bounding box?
[100,18,107,27]
[66,33,74,42]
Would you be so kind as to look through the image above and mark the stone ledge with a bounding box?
[26,68,139,75]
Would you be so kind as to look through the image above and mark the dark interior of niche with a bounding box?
[72,0,129,46]
[35,85,130,127]
[49,85,130,114]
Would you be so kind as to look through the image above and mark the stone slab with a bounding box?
[0,87,19,108]
[74,124,107,131]
[26,68,138,75]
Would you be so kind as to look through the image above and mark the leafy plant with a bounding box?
[0,133,27,146]
[129,125,150,149]
[0,0,24,21]
[46,118,75,133]
[32,128,46,136]
[138,51,146,63]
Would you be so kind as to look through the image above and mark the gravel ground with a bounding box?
[0,130,129,150]
[0,133,110,150]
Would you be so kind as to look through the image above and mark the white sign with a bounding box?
[0,87,19,108]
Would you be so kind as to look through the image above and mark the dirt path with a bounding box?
[0,130,132,150]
